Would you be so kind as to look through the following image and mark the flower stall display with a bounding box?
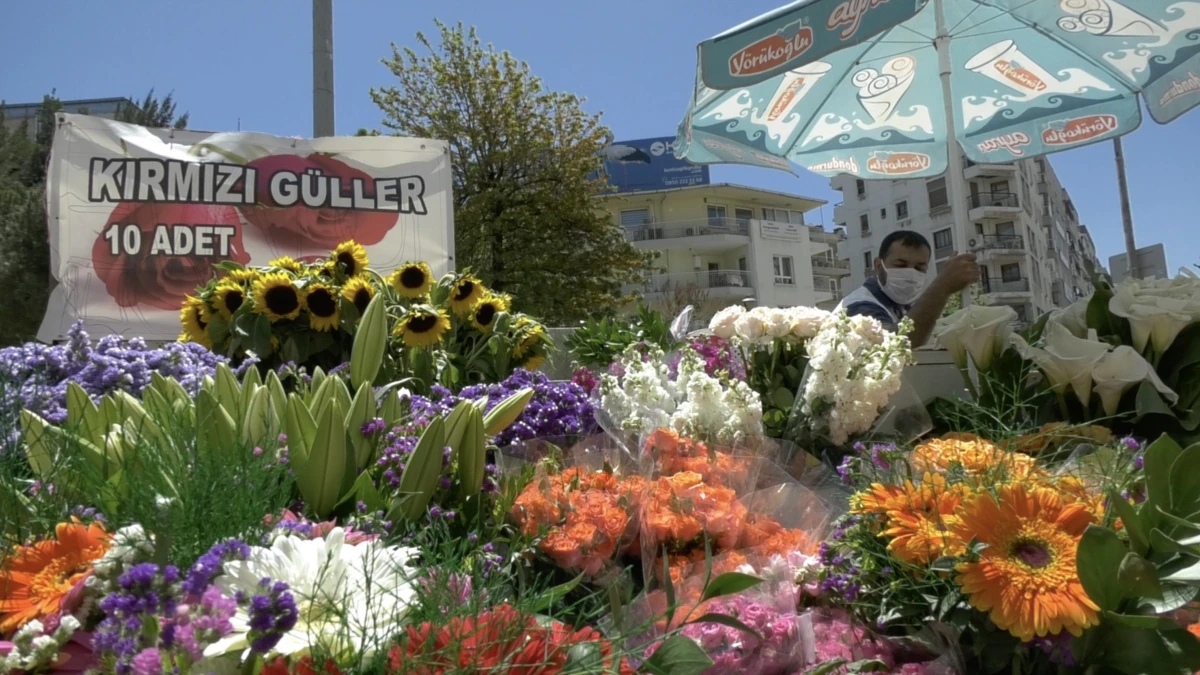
[180,240,552,393]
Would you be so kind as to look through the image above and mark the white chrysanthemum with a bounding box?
[204,528,419,661]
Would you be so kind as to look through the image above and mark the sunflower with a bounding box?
[470,292,510,332]
[269,256,304,274]
[394,307,451,348]
[512,320,547,360]
[332,240,369,277]
[222,268,261,285]
[0,520,110,633]
[388,262,432,299]
[448,275,484,314]
[304,283,340,332]
[211,281,248,320]
[252,273,305,322]
[180,296,212,347]
[521,354,546,372]
[953,484,1099,641]
[341,277,376,317]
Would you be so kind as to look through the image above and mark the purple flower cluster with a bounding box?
[243,577,299,654]
[173,585,237,661]
[818,516,863,601]
[682,335,746,381]
[0,321,223,452]
[94,563,182,674]
[408,369,596,448]
[665,594,802,673]
[184,540,251,597]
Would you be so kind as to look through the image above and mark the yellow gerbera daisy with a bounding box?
[303,283,340,332]
[222,269,260,285]
[394,307,451,348]
[470,293,510,332]
[269,256,304,273]
[210,281,247,320]
[448,275,484,314]
[388,262,433,299]
[953,484,1099,642]
[332,240,369,277]
[341,277,376,317]
[179,296,212,348]
[252,273,305,322]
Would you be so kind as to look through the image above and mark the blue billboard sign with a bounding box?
[600,137,710,194]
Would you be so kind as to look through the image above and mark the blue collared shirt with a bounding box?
[844,278,909,332]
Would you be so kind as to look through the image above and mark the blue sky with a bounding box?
[1,0,1197,267]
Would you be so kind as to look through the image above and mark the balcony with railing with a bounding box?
[811,257,852,276]
[964,159,1018,179]
[626,270,755,300]
[968,191,1021,220]
[981,276,1031,295]
[974,234,1025,253]
[624,218,750,248]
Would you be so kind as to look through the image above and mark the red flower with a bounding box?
[262,656,343,675]
[91,202,249,310]
[240,154,399,249]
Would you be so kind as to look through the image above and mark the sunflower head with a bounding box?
[222,268,261,286]
[332,241,369,278]
[252,274,305,323]
[470,292,511,332]
[448,275,485,314]
[211,281,248,320]
[520,354,545,372]
[180,296,212,348]
[511,318,548,359]
[394,306,451,348]
[341,277,376,318]
[269,256,304,274]
[304,283,340,332]
[388,262,433,299]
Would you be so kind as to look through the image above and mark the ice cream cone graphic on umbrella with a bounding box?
[853,55,916,125]
[1056,0,1168,40]
[965,41,1060,97]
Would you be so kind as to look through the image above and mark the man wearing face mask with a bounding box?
[838,231,980,348]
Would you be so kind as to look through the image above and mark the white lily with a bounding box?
[1109,282,1196,354]
[935,305,1016,371]
[1091,345,1179,417]
[1010,323,1109,405]
[1049,298,1090,338]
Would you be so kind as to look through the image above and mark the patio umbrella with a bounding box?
[675,0,1200,265]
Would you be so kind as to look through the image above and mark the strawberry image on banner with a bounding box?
[91,202,251,310]
[239,154,400,249]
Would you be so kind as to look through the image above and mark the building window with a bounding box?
[738,257,747,272]
[619,208,651,226]
[927,177,948,210]
[734,207,753,225]
[933,228,953,251]
[763,208,804,224]
[773,255,795,285]
[996,221,1016,236]
[991,180,1010,195]
[1001,263,1021,282]
[856,179,866,198]
[862,250,873,272]
[859,213,870,235]
[879,207,887,220]
[896,200,909,219]
[707,205,727,222]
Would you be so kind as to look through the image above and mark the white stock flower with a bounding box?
[1109,282,1195,355]
[1010,323,1109,405]
[204,528,419,660]
[1091,345,1178,417]
[935,305,1016,371]
[788,306,829,340]
[709,305,745,340]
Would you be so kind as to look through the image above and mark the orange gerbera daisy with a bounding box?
[953,484,1099,642]
[911,435,1042,484]
[855,473,967,564]
[0,520,110,633]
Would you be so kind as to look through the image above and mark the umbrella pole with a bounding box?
[934,0,973,307]
[1113,137,1140,279]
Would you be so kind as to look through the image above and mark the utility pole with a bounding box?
[1113,137,1139,279]
[312,0,335,137]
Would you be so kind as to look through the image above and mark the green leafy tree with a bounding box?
[369,21,645,324]
[0,90,187,345]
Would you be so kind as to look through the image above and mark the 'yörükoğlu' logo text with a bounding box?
[976,132,1031,157]
[1041,115,1118,146]
[729,25,814,77]
[867,152,930,175]
[994,61,1047,92]
[827,0,894,40]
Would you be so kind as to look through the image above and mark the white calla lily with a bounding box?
[1109,284,1194,355]
[1091,345,1178,417]
[935,305,1016,371]
[1011,323,1109,405]
[1049,298,1090,339]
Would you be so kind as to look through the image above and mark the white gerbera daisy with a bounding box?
[204,528,419,660]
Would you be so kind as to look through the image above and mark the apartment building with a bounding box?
[1,97,134,138]
[595,182,843,326]
[831,153,1101,328]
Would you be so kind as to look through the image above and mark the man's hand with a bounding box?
[931,253,981,296]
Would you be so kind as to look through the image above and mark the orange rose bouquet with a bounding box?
[639,470,750,586]
[640,429,761,493]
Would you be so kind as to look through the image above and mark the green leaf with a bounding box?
[442,401,473,455]
[265,370,288,419]
[483,387,534,436]
[457,407,487,498]
[292,400,347,518]
[65,381,103,446]
[1108,490,1149,557]
[214,362,242,413]
[770,387,794,412]
[336,471,386,514]
[379,388,407,426]
[1145,434,1184,529]
[1163,557,1200,582]
[639,635,712,675]
[346,382,376,470]
[286,393,317,462]
[1077,524,1129,611]
[804,659,849,675]
[1102,611,1173,630]
[241,385,273,447]
[1098,624,1200,675]
[1118,552,1164,600]
[846,661,890,674]
[1158,323,1200,390]
[20,411,54,477]
[687,613,760,639]
[700,572,763,602]
[1171,444,1200,517]
[390,417,446,521]
[527,574,584,614]
[1142,583,1197,614]
[351,293,388,389]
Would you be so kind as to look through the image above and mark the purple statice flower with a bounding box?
[184,540,250,597]
[1029,632,1076,667]
[130,648,162,675]
[1121,436,1141,453]
[174,585,238,660]
[361,417,387,437]
[869,443,894,470]
[95,563,183,674]
[1133,455,1145,470]
[836,455,854,485]
[243,578,299,654]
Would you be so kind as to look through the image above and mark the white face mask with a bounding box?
[879,264,928,305]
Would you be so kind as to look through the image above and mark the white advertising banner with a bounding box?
[39,114,454,341]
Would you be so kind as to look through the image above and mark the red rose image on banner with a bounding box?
[240,154,399,249]
[91,202,250,310]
